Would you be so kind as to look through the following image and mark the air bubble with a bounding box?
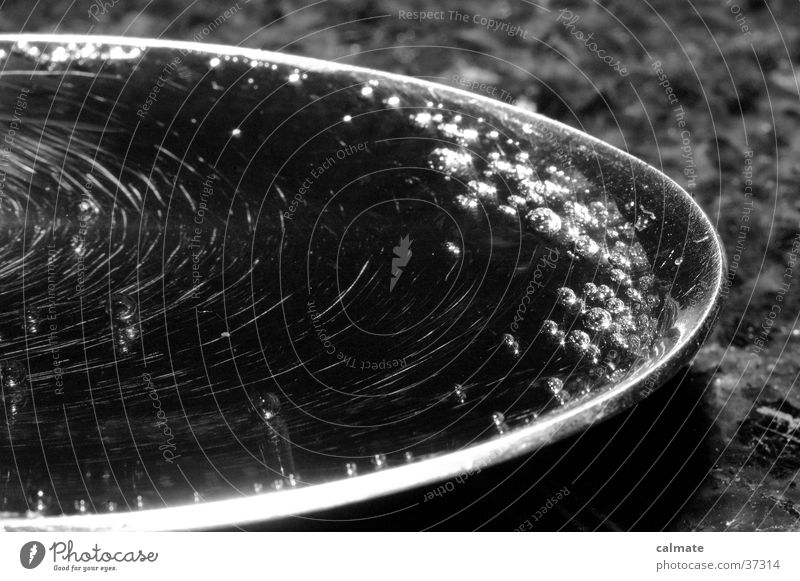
[545,377,563,394]
[541,319,560,339]
[371,454,387,470]
[23,308,42,334]
[585,344,601,363]
[74,197,100,221]
[109,294,137,321]
[429,147,473,176]
[445,241,461,256]
[605,298,626,314]
[565,330,591,355]
[507,195,527,208]
[584,307,612,332]
[34,490,49,511]
[574,235,600,257]
[528,207,561,235]
[468,180,497,202]
[492,412,509,434]
[625,288,643,303]
[588,201,609,226]
[608,251,631,270]
[610,268,630,286]
[596,285,613,302]
[501,333,520,357]
[556,287,577,308]
[255,392,281,421]
[412,112,433,127]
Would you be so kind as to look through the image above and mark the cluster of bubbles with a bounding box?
[422,110,662,420]
[9,40,143,68]
[1,360,27,426]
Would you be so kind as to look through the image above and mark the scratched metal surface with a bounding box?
[0,36,723,530]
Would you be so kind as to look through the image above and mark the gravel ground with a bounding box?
[1,0,799,530]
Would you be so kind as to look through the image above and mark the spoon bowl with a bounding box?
[0,35,725,531]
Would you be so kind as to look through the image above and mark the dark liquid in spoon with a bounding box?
[0,41,672,516]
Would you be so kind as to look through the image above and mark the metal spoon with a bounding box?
[0,35,725,531]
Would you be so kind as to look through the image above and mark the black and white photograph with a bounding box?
[0,0,798,576]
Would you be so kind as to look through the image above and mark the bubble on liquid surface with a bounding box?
[565,330,591,355]
[22,308,42,334]
[527,207,562,235]
[371,454,387,470]
[1,360,26,389]
[501,333,520,357]
[545,377,563,393]
[453,384,467,405]
[585,344,602,363]
[108,294,137,321]
[540,319,565,345]
[428,147,474,175]
[255,392,281,421]
[492,412,509,434]
[556,287,577,308]
[69,234,86,256]
[468,180,497,202]
[33,489,50,512]
[605,298,626,314]
[73,196,100,221]
[584,307,612,332]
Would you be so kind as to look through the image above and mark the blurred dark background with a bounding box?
[1,0,799,530]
